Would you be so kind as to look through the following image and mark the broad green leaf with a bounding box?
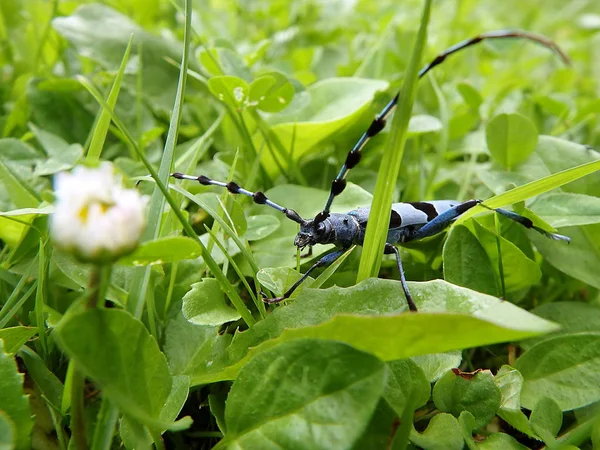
[515,332,600,411]
[188,278,557,385]
[219,339,386,450]
[457,82,483,111]
[523,302,600,350]
[530,397,562,442]
[477,433,528,449]
[53,3,187,110]
[0,327,36,354]
[495,365,535,437]
[407,114,443,136]
[432,369,501,429]
[199,47,252,80]
[486,113,538,169]
[411,351,462,382]
[54,309,173,428]
[208,392,227,434]
[182,278,241,326]
[256,78,389,175]
[531,193,600,227]
[458,411,477,450]
[530,224,600,289]
[409,413,463,450]
[384,359,430,416]
[30,124,82,175]
[0,158,40,209]
[119,236,203,266]
[0,340,32,450]
[257,267,304,297]
[163,312,232,378]
[19,347,63,409]
[351,399,396,450]
[248,73,294,113]
[120,374,191,447]
[244,214,280,241]
[0,410,15,450]
[459,137,600,224]
[443,225,499,296]
[471,220,542,292]
[208,75,249,108]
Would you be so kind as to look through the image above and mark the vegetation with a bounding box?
[1,0,600,448]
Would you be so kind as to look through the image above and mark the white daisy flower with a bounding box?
[51,163,148,263]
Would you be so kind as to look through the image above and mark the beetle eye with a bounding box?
[316,223,325,234]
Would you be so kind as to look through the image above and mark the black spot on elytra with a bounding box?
[389,210,403,228]
[409,202,438,222]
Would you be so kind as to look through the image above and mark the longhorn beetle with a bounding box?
[172,30,571,312]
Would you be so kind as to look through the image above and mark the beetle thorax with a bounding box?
[294,213,359,249]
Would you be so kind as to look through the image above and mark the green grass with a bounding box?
[1,0,600,448]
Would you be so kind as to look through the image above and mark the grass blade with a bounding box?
[86,34,133,162]
[357,0,433,281]
[127,0,192,320]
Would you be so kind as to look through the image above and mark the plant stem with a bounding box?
[91,398,119,450]
[70,363,88,450]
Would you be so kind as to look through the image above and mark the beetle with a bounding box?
[172,29,571,311]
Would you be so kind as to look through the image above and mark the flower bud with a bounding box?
[51,163,148,263]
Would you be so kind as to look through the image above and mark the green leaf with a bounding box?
[257,267,305,297]
[530,397,562,442]
[256,78,388,175]
[182,278,241,326]
[219,339,386,450]
[432,369,501,429]
[409,413,463,450]
[523,302,600,350]
[411,352,462,382]
[471,220,542,292]
[163,312,231,378]
[515,332,600,411]
[457,82,483,111]
[199,47,252,80]
[458,137,600,224]
[443,225,499,296]
[407,114,443,136]
[358,0,432,281]
[531,193,600,227]
[53,309,173,428]
[384,359,430,416]
[0,158,40,209]
[244,214,280,241]
[486,113,538,169]
[189,278,558,385]
[119,236,203,266]
[495,365,535,437]
[30,124,82,175]
[53,4,187,110]
[458,411,477,450]
[0,327,37,354]
[248,73,294,113]
[19,347,64,410]
[119,374,191,447]
[0,340,32,450]
[0,410,15,450]
[477,433,529,449]
[85,34,132,162]
[530,224,600,289]
[208,75,249,108]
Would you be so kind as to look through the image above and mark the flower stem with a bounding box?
[91,398,119,450]
[87,264,113,309]
[70,363,88,450]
